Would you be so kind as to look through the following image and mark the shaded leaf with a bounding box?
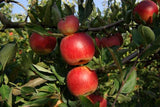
[79,96,99,107]
[21,86,36,95]
[50,65,65,85]
[0,3,5,8]
[132,29,144,47]
[78,0,93,23]
[108,47,122,73]
[63,3,74,16]
[113,94,131,103]
[28,10,39,23]
[43,0,53,26]
[140,35,160,59]
[22,98,50,106]
[51,2,61,26]
[25,24,49,36]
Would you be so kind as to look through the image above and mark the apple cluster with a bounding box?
[29,15,107,106]
[58,15,107,106]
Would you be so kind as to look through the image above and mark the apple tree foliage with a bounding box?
[0,0,160,107]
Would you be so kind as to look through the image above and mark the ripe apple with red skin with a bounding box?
[67,66,98,96]
[95,37,101,48]
[133,0,158,24]
[100,33,123,48]
[87,94,107,107]
[60,32,95,65]
[58,15,79,35]
[29,32,56,55]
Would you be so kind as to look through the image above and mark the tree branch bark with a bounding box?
[81,20,124,32]
[0,11,27,31]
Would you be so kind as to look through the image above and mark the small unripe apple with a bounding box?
[58,15,79,35]
[101,33,123,48]
[87,94,107,107]
[29,32,56,55]
[133,0,158,24]
[67,66,98,96]
[60,32,95,65]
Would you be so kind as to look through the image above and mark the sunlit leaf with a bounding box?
[0,85,12,106]
[0,43,17,70]
[121,68,137,93]
[31,65,56,81]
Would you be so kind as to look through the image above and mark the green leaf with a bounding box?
[36,5,46,21]
[30,92,51,100]
[121,68,137,93]
[0,63,2,71]
[141,35,160,59]
[0,43,17,70]
[79,96,99,107]
[28,10,39,23]
[0,85,12,106]
[31,64,56,81]
[0,3,5,8]
[63,3,74,16]
[58,103,68,107]
[22,98,50,106]
[38,83,59,93]
[25,24,49,36]
[43,0,53,27]
[132,28,144,47]
[78,0,93,23]
[113,94,131,103]
[21,86,36,95]
[108,47,122,73]
[139,25,155,45]
[50,65,65,85]
[51,2,61,26]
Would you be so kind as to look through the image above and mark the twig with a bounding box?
[111,45,151,107]
[12,77,47,96]
[10,0,28,12]
[82,20,124,32]
[0,11,27,30]
[0,77,47,101]
[111,61,138,107]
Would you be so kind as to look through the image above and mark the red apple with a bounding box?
[95,37,101,48]
[58,15,79,35]
[29,32,56,55]
[60,32,95,65]
[101,33,123,48]
[133,0,158,24]
[67,66,98,96]
[9,32,13,36]
[87,94,107,107]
